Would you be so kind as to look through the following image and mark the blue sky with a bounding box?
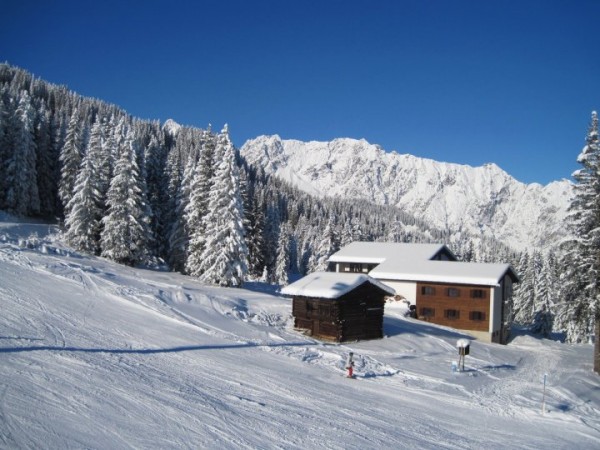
[2,0,599,184]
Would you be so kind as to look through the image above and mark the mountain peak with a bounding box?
[163,118,182,136]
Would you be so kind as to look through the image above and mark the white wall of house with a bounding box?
[378,280,417,304]
[464,330,492,342]
[490,285,503,334]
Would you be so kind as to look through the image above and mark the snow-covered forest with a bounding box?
[0,63,596,344]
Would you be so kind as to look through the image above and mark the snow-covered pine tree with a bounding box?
[274,225,290,286]
[58,108,84,216]
[246,190,266,278]
[262,196,282,281]
[143,134,169,258]
[168,152,196,272]
[164,144,184,267]
[531,253,555,337]
[564,111,600,371]
[34,102,59,217]
[63,119,106,254]
[100,129,152,266]
[350,215,364,242]
[185,130,217,276]
[4,91,40,216]
[385,218,404,244]
[0,86,11,209]
[340,218,353,247]
[195,125,248,287]
[308,214,339,272]
[513,251,535,325]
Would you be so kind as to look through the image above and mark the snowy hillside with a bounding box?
[1,213,598,449]
[240,136,573,251]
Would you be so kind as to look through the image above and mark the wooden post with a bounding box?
[542,373,547,415]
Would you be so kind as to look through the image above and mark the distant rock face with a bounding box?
[240,135,573,251]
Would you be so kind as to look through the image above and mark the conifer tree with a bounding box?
[64,120,106,254]
[185,130,216,275]
[564,111,600,372]
[195,126,248,286]
[100,129,152,266]
[58,109,84,216]
[35,103,59,217]
[274,225,290,285]
[246,191,266,278]
[0,87,12,209]
[308,215,339,272]
[531,253,555,337]
[5,91,40,216]
[168,154,195,272]
[513,252,535,324]
[143,134,169,257]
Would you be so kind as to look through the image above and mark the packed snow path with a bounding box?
[0,215,599,449]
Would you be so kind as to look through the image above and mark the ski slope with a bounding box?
[0,213,599,449]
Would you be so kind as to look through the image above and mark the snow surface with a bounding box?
[1,213,599,449]
[281,272,395,299]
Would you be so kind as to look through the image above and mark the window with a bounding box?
[447,288,460,297]
[421,307,435,318]
[470,311,486,321]
[349,263,363,273]
[421,286,436,295]
[444,309,460,320]
[471,289,485,299]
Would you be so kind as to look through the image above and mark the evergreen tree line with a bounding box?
[3,64,597,349]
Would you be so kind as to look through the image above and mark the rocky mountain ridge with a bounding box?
[240,135,573,251]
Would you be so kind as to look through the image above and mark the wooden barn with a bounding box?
[281,272,395,342]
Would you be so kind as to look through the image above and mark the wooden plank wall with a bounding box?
[415,282,491,333]
[292,282,386,342]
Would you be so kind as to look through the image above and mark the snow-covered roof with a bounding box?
[370,260,518,287]
[328,242,454,264]
[280,272,395,299]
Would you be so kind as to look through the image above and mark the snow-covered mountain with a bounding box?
[1,212,599,448]
[241,135,573,251]
[162,118,182,136]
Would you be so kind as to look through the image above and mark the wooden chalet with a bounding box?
[281,272,395,342]
[328,242,519,344]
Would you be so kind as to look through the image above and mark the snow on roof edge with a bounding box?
[281,272,395,299]
[372,271,502,287]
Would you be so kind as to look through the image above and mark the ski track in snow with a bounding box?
[1,219,599,448]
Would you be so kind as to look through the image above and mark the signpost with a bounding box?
[456,339,470,372]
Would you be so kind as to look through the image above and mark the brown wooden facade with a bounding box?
[415,282,492,333]
[292,282,387,342]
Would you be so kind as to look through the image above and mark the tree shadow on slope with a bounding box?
[0,341,327,355]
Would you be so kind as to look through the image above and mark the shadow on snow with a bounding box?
[0,340,325,355]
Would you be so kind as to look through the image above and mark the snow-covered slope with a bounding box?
[240,135,573,251]
[1,213,598,449]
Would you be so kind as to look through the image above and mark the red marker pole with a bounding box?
[346,352,355,378]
